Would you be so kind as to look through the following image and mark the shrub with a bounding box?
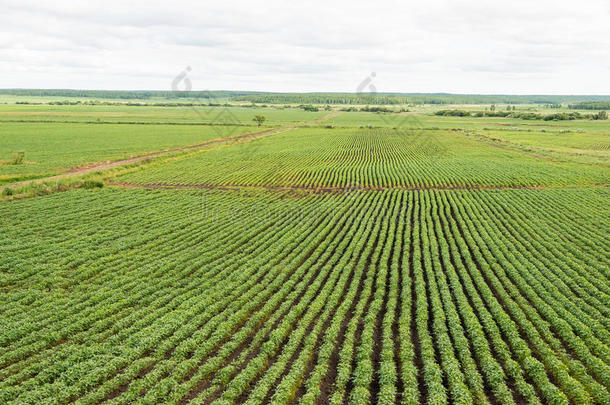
[360,106,393,113]
[11,151,25,165]
[299,104,319,112]
[81,180,104,189]
[434,109,471,117]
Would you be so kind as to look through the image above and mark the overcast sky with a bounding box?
[1,0,609,94]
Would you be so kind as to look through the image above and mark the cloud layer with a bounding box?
[1,0,608,94]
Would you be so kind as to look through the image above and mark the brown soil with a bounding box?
[112,182,549,193]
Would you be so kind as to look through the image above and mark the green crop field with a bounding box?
[0,98,609,405]
[0,122,261,184]
[118,127,609,189]
[0,104,326,125]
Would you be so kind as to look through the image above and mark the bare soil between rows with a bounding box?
[111,182,553,193]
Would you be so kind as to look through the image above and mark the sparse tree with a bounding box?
[490,104,496,111]
[253,115,266,127]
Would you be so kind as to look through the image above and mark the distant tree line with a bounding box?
[338,106,409,113]
[231,93,610,105]
[568,101,610,110]
[0,89,258,100]
[435,109,608,121]
[16,100,228,107]
[2,89,610,106]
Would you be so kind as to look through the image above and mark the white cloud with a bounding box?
[0,0,608,94]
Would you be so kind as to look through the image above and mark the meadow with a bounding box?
[0,96,608,404]
[0,104,326,125]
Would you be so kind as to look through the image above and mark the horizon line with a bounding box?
[2,88,610,97]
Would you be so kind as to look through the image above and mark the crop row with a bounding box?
[0,186,608,403]
[119,128,610,189]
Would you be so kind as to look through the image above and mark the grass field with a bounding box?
[0,104,326,125]
[0,100,609,404]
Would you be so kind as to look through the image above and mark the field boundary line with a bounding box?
[0,119,259,126]
[109,182,610,193]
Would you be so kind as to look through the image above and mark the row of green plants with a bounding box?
[1,190,347,402]
[1,187,608,403]
[119,128,609,189]
[444,190,606,404]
